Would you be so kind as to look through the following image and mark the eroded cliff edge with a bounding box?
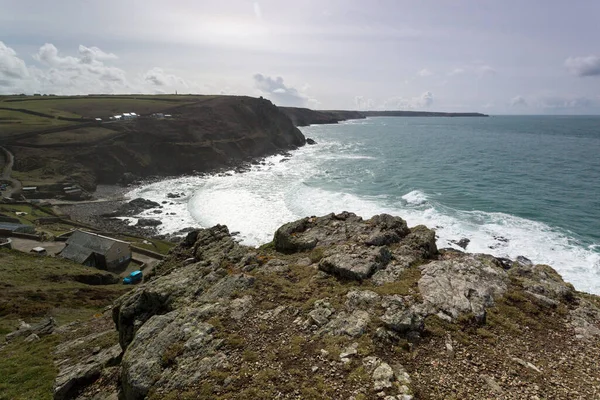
[53,212,600,399]
[10,96,306,191]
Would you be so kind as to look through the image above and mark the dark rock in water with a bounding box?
[494,235,509,243]
[306,138,317,145]
[152,210,163,214]
[137,218,162,227]
[516,256,533,267]
[451,238,470,250]
[129,198,160,209]
[230,231,240,236]
[280,158,290,163]
[167,192,182,199]
[161,201,168,204]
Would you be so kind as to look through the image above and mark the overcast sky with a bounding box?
[2,0,600,114]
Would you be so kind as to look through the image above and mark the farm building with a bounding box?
[59,230,131,271]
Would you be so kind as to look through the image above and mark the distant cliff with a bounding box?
[280,107,488,126]
[10,96,305,191]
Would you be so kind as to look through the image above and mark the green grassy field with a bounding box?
[0,94,209,138]
[0,110,74,136]
[116,234,175,255]
[0,204,55,225]
[0,249,130,399]
[1,95,204,118]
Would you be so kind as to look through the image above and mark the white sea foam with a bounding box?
[402,190,428,206]
[127,135,600,294]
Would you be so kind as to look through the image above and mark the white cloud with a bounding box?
[78,45,118,64]
[477,65,496,76]
[418,68,433,77]
[448,63,496,77]
[253,73,316,107]
[354,96,375,110]
[537,96,594,110]
[143,67,188,89]
[383,91,434,110]
[0,42,202,95]
[510,95,527,107]
[565,55,600,77]
[253,2,262,19]
[0,41,29,87]
[448,68,465,76]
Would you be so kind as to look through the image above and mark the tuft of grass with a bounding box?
[0,335,59,400]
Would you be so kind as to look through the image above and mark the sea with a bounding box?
[127,116,600,294]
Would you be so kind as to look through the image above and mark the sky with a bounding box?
[1,0,600,114]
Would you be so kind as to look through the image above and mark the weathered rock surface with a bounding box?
[419,255,508,322]
[56,212,600,400]
[5,317,56,342]
[54,344,121,400]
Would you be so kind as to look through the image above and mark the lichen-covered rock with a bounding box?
[54,344,121,400]
[345,290,381,312]
[418,255,508,321]
[509,263,576,303]
[319,246,392,280]
[120,309,219,400]
[321,310,371,337]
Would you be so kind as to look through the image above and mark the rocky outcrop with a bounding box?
[60,212,600,399]
[419,255,508,322]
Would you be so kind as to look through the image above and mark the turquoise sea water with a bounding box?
[129,116,600,294]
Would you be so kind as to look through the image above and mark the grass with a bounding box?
[0,335,59,400]
[0,249,130,400]
[115,235,175,255]
[3,96,200,118]
[19,127,120,146]
[0,204,55,225]
[0,249,130,335]
[0,110,74,136]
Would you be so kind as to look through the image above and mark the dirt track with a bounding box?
[0,146,22,199]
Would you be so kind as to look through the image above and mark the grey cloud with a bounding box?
[418,69,433,77]
[510,95,527,107]
[143,67,188,88]
[565,56,600,77]
[0,41,29,81]
[253,73,314,107]
[78,45,118,64]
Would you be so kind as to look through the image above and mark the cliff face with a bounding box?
[279,107,489,127]
[280,107,366,127]
[53,213,600,399]
[10,96,305,190]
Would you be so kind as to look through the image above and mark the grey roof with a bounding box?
[60,231,126,263]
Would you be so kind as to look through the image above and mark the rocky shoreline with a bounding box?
[51,212,600,399]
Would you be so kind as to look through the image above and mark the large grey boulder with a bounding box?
[418,255,508,321]
[318,245,392,280]
[120,309,219,400]
[509,263,575,303]
[365,214,410,246]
